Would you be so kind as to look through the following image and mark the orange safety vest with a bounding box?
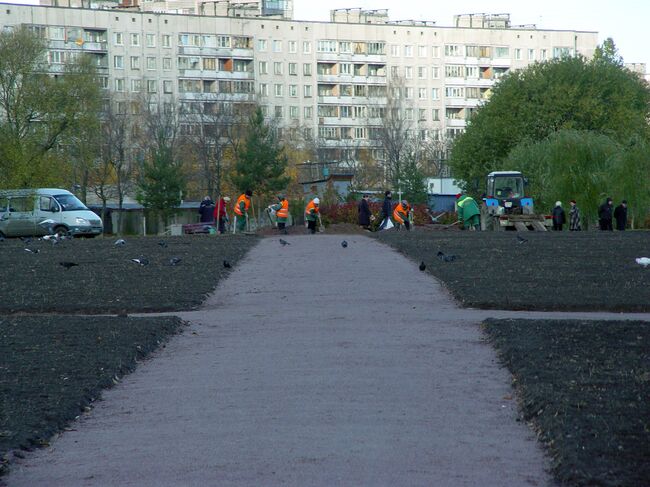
[276,199,289,219]
[234,194,250,216]
[393,203,410,224]
[305,200,320,216]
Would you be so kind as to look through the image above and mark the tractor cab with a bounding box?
[484,171,533,215]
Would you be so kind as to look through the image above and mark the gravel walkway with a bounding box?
[6,235,569,486]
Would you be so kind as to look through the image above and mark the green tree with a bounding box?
[449,55,650,189]
[593,37,623,66]
[399,159,427,205]
[229,107,289,196]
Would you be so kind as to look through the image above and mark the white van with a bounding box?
[0,188,103,238]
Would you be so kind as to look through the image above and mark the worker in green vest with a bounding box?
[456,193,480,230]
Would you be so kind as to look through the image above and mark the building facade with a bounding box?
[0,4,598,169]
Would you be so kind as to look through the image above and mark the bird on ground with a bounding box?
[516,235,528,244]
[419,261,426,271]
[223,260,231,269]
[115,238,126,246]
[59,261,79,270]
[437,251,458,262]
[131,257,149,266]
[341,240,348,248]
[24,248,40,254]
[41,234,56,241]
[158,241,168,248]
[169,257,182,266]
[279,239,290,246]
[636,257,650,267]
[20,237,32,245]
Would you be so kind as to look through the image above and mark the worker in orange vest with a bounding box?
[304,197,320,234]
[233,189,252,233]
[268,194,289,234]
[393,200,412,231]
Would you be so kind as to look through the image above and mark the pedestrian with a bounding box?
[598,197,613,231]
[551,201,566,231]
[358,194,372,230]
[233,189,253,233]
[378,190,393,230]
[456,193,480,230]
[393,200,412,231]
[214,196,230,234]
[198,195,215,223]
[614,200,628,231]
[304,197,320,234]
[569,200,581,231]
[269,194,289,234]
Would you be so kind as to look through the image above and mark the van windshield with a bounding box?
[53,194,88,211]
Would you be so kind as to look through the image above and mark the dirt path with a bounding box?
[7,234,609,486]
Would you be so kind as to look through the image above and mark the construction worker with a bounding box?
[456,193,480,230]
[268,194,289,234]
[393,200,412,231]
[304,197,320,234]
[233,189,253,233]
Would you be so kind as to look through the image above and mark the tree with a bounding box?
[449,54,650,189]
[593,37,623,66]
[229,107,289,196]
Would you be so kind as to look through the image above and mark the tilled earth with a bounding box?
[0,235,259,314]
[0,315,184,474]
[377,230,650,312]
[483,319,650,487]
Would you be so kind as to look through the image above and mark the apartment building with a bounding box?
[0,4,598,166]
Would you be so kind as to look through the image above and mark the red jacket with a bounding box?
[214,198,228,220]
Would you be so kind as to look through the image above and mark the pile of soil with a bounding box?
[483,319,650,487]
[0,235,259,314]
[377,230,650,312]
[0,315,184,473]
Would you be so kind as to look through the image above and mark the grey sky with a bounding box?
[294,0,650,70]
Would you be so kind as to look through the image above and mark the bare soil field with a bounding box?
[376,230,650,312]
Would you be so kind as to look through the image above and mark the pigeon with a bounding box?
[223,260,231,269]
[24,248,40,254]
[41,234,56,241]
[114,238,126,246]
[279,239,290,246]
[437,251,458,262]
[169,257,182,266]
[20,237,32,245]
[158,241,168,248]
[636,257,650,267]
[516,235,528,244]
[59,261,79,270]
[419,261,426,271]
[341,240,348,248]
[131,257,149,266]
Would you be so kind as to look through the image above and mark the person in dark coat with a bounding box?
[378,190,393,230]
[598,197,613,231]
[613,200,628,231]
[569,200,581,231]
[199,196,215,223]
[551,201,566,231]
[358,194,372,230]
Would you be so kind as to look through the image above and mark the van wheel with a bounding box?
[52,226,69,238]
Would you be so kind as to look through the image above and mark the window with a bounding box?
[445,65,464,77]
[319,126,339,139]
[273,40,282,52]
[259,61,268,74]
[418,45,427,57]
[553,47,572,58]
[162,35,171,48]
[203,57,216,70]
[146,33,156,47]
[273,62,283,75]
[405,87,414,99]
[234,60,250,72]
[495,47,510,58]
[288,62,298,75]
[303,63,312,76]
[162,57,172,70]
[466,87,480,99]
[289,84,298,97]
[390,66,399,78]
[147,80,157,93]
[404,45,413,57]
[163,80,173,94]
[540,49,547,60]
[115,78,125,92]
[340,84,352,96]
[391,45,399,57]
[304,84,312,97]
[405,66,413,79]
[289,106,299,119]
[418,87,427,99]
[218,35,231,48]
[146,57,156,70]
[303,41,311,54]
[444,44,461,57]
[418,108,426,121]
[49,50,66,64]
[259,83,268,96]
[179,79,201,93]
[202,35,216,48]
[405,108,413,120]
[431,88,439,100]
[114,32,123,45]
[114,55,124,69]
[466,66,478,78]
[317,40,337,53]
[528,49,535,61]
[354,127,367,139]
[339,105,350,118]
[514,48,522,60]
[445,86,465,98]
[274,84,283,97]
[432,108,440,121]
[340,63,352,75]
[304,106,313,118]
[431,46,440,58]
[274,106,283,118]
[131,79,141,92]
[418,66,427,79]
[288,40,297,53]
[339,41,352,53]
[50,27,65,40]
[130,33,140,46]
[98,76,108,89]
[258,39,267,51]
[367,42,385,55]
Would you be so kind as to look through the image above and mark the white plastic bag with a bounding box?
[382,218,394,230]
